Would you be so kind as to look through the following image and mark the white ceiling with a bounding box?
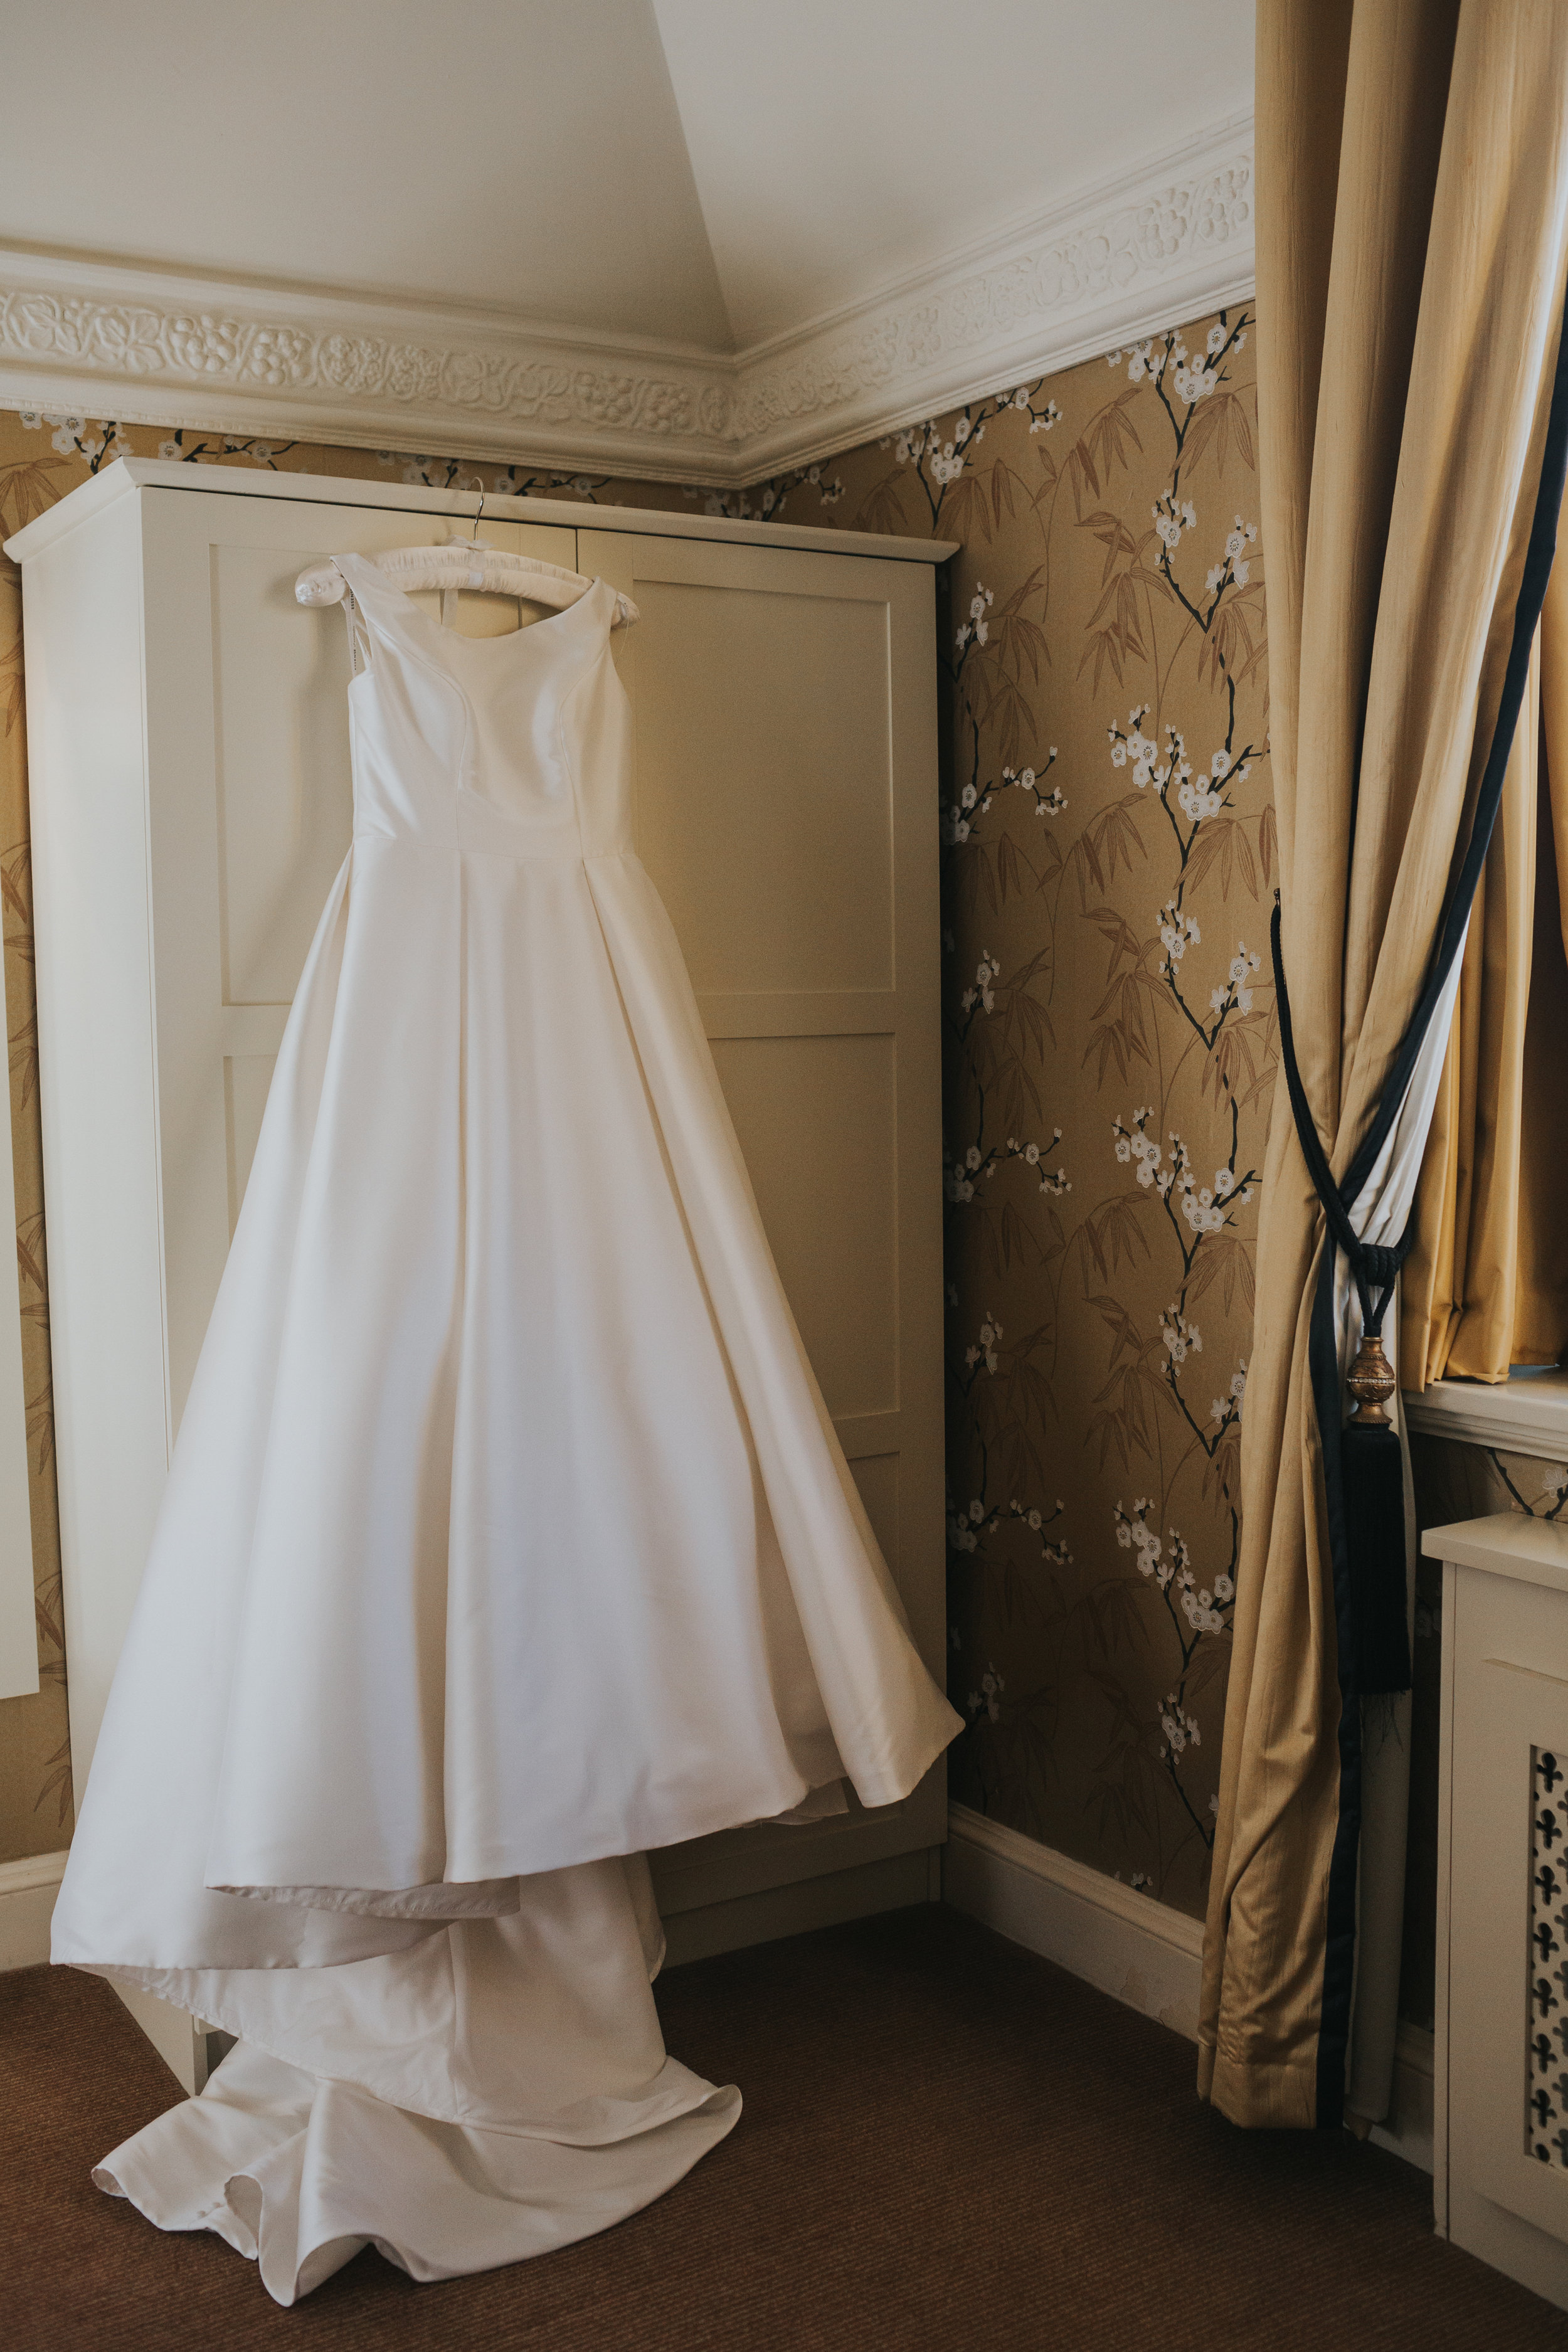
[0,1,730,346]
[0,0,1253,360]
[654,0,1254,351]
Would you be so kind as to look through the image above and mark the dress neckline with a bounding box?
[336,554,607,657]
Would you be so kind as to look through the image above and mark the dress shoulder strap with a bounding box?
[296,554,411,672]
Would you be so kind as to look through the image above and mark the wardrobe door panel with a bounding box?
[708,1031,898,1420]
[209,537,355,1009]
[224,1054,277,1232]
[580,527,946,1914]
[625,574,894,994]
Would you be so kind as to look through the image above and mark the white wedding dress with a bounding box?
[50,555,960,2304]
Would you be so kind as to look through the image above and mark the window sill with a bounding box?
[1402,1367,1568,1458]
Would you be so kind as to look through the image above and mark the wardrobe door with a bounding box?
[578,528,946,1924]
[139,490,576,1439]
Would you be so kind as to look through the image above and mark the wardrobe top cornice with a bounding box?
[3,457,959,569]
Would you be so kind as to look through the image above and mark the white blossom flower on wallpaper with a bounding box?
[682,464,844,522]
[18,411,133,473]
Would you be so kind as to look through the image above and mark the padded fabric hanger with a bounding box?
[295,489,638,627]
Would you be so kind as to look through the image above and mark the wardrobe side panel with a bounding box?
[581,529,947,1916]
[24,494,168,1790]
[885,556,945,1682]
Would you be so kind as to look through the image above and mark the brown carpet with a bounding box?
[3,1905,1564,2351]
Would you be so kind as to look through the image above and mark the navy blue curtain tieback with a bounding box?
[1266,277,1568,1724]
[1270,901,1414,1695]
[1268,275,1568,1721]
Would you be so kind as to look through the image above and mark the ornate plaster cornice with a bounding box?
[0,115,1253,486]
[734,114,1256,474]
[0,253,739,482]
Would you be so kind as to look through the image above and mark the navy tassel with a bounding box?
[1341,1332,1411,1696]
[1341,1419,1411,1695]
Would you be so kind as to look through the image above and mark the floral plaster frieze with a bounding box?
[735,139,1255,470]
[0,277,735,480]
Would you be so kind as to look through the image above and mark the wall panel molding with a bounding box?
[0,115,1253,485]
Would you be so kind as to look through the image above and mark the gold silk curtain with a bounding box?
[1201,0,1568,2130]
[1403,565,1568,1385]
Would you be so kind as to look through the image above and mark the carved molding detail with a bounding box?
[734,139,1254,465]
[0,117,1254,485]
[0,281,734,467]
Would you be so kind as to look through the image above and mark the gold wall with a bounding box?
[812,315,1270,1915]
[0,322,1271,1918]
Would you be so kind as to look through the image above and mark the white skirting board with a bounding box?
[0,1847,66,1970]
[943,1802,1435,2172]
[944,1802,1204,2032]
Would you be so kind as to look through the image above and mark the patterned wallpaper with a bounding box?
[688,323,1269,1920]
[891,315,1269,1916]
[0,325,1270,1917]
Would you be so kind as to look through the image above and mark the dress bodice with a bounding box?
[332,553,634,862]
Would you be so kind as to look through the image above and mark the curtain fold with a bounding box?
[1200,0,1568,2131]
[1403,563,1568,1385]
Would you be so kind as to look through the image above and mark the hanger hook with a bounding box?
[470,485,486,543]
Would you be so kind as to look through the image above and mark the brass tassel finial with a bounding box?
[1346,1334,1397,1427]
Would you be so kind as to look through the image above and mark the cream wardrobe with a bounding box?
[6,458,954,2083]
